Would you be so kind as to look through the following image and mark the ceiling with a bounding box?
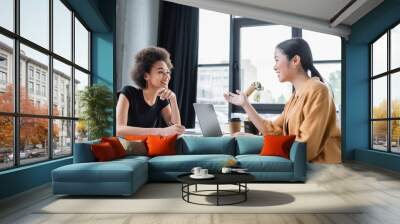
[164,0,384,38]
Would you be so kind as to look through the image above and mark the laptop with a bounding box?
[193,103,223,137]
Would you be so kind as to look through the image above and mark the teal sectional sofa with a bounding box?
[52,136,307,196]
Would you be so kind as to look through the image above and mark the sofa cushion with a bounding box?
[147,135,178,157]
[236,155,293,172]
[101,137,127,158]
[235,136,263,155]
[148,154,235,172]
[119,138,147,156]
[260,135,296,159]
[53,157,148,183]
[91,142,118,161]
[178,136,235,155]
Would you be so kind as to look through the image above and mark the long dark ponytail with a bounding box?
[276,38,324,83]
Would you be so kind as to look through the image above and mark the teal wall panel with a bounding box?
[345,0,400,171]
[0,158,72,199]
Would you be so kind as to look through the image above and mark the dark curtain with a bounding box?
[158,1,199,128]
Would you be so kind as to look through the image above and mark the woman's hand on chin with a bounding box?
[160,124,185,136]
[223,90,249,107]
[158,88,176,101]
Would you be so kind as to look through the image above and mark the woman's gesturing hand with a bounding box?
[158,88,176,101]
[160,124,185,136]
[223,90,249,107]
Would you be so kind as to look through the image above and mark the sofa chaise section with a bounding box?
[52,141,149,196]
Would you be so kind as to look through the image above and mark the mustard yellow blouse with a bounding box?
[263,77,341,163]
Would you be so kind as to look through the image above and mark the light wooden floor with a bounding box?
[1,162,400,224]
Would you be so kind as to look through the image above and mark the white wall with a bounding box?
[116,0,160,90]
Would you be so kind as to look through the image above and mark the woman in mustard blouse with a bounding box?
[224,38,341,163]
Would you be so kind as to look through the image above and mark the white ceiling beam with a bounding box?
[330,0,368,27]
[163,0,351,38]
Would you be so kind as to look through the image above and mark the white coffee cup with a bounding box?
[221,167,232,174]
[199,169,208,176]
[191,167,202,176]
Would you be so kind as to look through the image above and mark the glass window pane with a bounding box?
[372,121,388,151]
[75,18,89,70]
[20,44,49,115]
[53,0,72,60]
[391,24,400,70]
[0,0,14,31]
[392,72,400,118]
[391,120,400,153]
[372,33,387,76]
[198,9,230,64]
[0,116,13,170]
[0,34,14,112]
[20,117,49,165]
[372,77,387,119]
[196,66,229,125]
[20,0,49,49]
[53,59,72,117]
[53,119,72,158]
[74,69,89,117]
[75,120,88,143]
[302,30,341,61]
[240,25,292,104]
[314,63,341,114]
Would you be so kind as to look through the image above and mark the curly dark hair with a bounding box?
[131,46,173,89]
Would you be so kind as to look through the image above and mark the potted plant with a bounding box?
[79,84,114,140]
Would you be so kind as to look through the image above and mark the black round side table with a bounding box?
[177,173,255,206]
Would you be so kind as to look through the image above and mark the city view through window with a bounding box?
[0,0,90,170]
[371,24,400,153]
[197,9,342,128]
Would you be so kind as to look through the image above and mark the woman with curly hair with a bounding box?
[116,46,185,136]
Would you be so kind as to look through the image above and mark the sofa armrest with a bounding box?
[289,141,307,181]
[73,140,100,163]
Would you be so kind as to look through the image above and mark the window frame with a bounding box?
[369,20,400,154]
[0,0,92,171]
[230,17,342,116]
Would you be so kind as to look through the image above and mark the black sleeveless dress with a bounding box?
[117,86,169,128]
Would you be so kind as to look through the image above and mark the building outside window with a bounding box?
[0,0,91,170]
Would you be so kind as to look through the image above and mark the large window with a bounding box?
[0,0,91,171]
[197,9,230,125]
[370,23,400,153]
[198,15,342,119]
[238,24,293,107]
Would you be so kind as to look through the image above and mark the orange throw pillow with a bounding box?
[101,137,126,158]
[260,135,296,159]
[146,135,178,157]
[91,142,117,161]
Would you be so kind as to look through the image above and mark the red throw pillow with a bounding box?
[91,142,117,161]
[146,135,177,157]
[260,135,296,159]
[101,137,126,158]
